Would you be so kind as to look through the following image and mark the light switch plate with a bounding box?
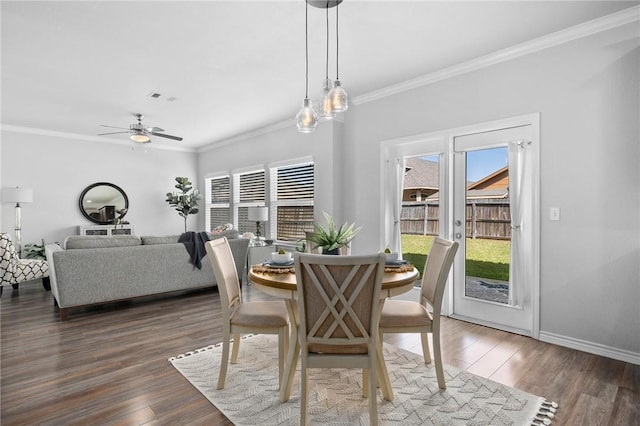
[550,207,560,221]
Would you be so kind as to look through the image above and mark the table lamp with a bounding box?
[247,206,268,239]
[1,187,34,258]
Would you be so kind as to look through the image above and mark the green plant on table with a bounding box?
[307,211,361,253]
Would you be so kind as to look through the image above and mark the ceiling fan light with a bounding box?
[130,133,150,143]
[329,80,348,113]
[319,79,336,119]
[296,98,318,133]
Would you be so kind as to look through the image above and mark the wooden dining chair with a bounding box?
[295,252,386,426]
[205,237,289,390]
[379,237,458,389]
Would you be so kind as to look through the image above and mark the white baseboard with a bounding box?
[539,331,640,365]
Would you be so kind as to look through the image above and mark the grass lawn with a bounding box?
[401,234,510,281]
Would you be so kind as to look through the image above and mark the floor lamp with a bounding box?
[247,206,268,244]
[1,187,33,258]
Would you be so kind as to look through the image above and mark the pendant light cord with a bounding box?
[305,0,309,98]
[325,1,329,80]
[335,1,340,80]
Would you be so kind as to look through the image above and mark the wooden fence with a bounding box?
[401,200,512,240]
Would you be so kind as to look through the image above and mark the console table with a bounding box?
[78,225,135,236]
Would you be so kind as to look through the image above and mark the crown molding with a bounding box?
[197,119,293,153]
[197,115,344,153]
[0,124,196,153]
[353,5,640,106]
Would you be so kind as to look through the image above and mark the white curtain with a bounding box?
[507,140,529,307]
[391,157,405,257]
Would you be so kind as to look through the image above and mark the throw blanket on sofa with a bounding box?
[179,232,210,269]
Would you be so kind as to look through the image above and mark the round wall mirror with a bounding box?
[79,182,129,225]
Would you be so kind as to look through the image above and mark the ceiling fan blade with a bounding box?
[98,131,130,136]
[150,132,183,141]
[146,126,164,132]
[100,124,129,130]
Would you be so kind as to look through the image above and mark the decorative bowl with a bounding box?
[271,251,293,264]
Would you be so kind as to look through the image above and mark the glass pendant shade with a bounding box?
[296,98,318,133]
[319,79,335,119]
[329,80,349,113]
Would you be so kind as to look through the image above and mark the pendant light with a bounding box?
[296,0,318,133]
[319,3,335,119]
[328,0,348,112]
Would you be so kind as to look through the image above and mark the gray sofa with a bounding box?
[45,231,249,320]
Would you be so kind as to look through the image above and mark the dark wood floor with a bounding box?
[1,281,638,425]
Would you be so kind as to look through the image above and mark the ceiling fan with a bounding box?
[98,113,183,143]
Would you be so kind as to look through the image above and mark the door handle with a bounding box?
[455,232,462,239]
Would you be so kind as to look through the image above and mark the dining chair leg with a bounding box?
[362,369,370,398]
[368,356,379,426]
[433,328,446,389]
[375,340,394,401]
[277,326,287,389]
[300,360,309,426]
[280,300,299,402]
[420,332,432,363]
[217,333,231,389]
[230,333,241,364]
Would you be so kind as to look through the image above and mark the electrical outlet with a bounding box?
[550,207,560,221]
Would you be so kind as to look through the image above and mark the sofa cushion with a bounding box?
[141,230,239,245]
[140,235,181,245]
[64,235,142,250]
[207,229,239,240]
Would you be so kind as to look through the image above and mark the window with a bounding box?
[270,162,314,242]
[205,175,230,231]
[205,159,314,241]
[234,170,266,234]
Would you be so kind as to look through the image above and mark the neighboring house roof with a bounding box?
[467,166,508,190]
[404,160,509,200]
[404,158,439,190]
[425,188,509,201]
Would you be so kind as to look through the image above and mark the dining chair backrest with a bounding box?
[420,237,459,314]
[205,237,242,319]
[295,252,386,354]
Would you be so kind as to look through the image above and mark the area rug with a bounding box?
[169,334,558,425]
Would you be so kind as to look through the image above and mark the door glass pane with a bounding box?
[464,147,511,303]
[401,155,440,284]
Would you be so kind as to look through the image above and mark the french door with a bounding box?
[451,124,539,336]
[382,114,539,337]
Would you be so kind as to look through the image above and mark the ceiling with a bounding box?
[1,1,636,151]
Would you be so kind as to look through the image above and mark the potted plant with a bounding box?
[165,177,202,233]
[23,241,46,260]
[307,211,361,255]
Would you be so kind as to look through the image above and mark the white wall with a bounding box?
[1,130,199,244]
[343,23,640,357]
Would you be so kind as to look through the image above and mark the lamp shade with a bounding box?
[1,187,33,203]
[130,133,150,143]
[248,206,268,222]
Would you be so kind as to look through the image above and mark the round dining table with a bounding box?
[248,263,420,402]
